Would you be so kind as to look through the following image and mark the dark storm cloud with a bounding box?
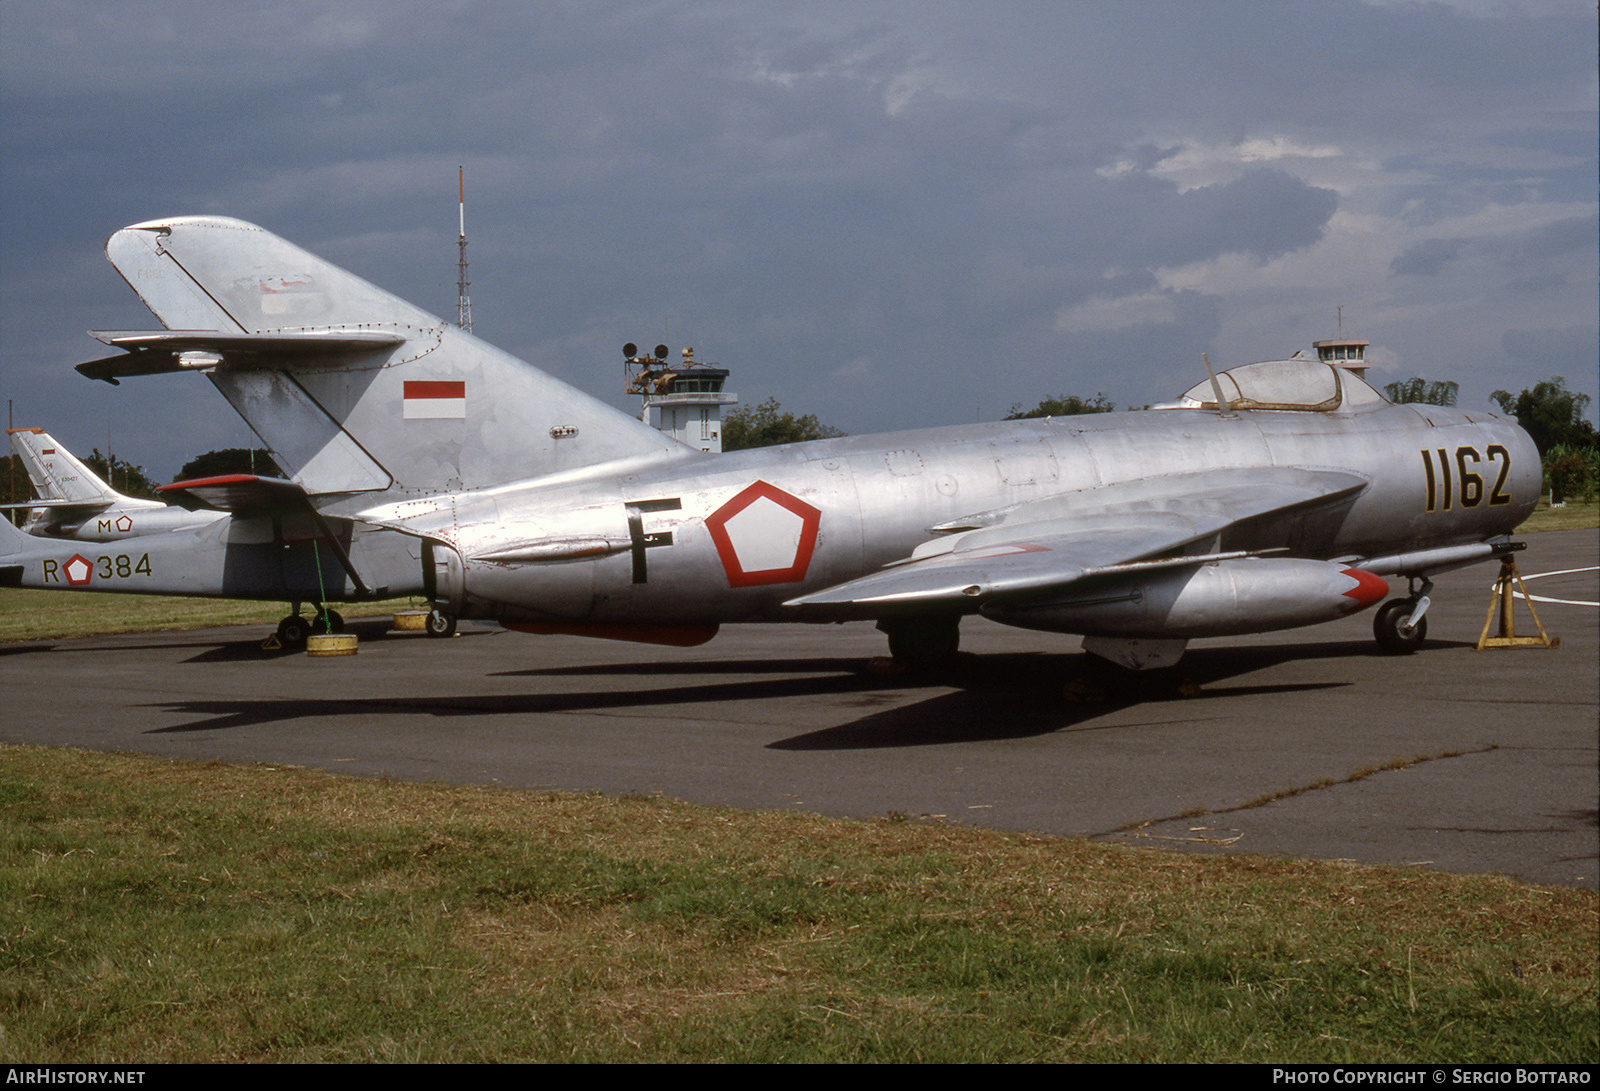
[1501,326,1599,379]
[1391,238,1464,277]
[1106,169,1339,268]
[1,0,1593,477]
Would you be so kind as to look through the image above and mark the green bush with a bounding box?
[1542,443,1598,503]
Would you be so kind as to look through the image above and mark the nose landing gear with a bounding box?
[1374,577,1432,655]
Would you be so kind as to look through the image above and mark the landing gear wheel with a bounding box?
[315,609,345,634]
[1374,599,1427,655]
[276,615,311,647]
[425,608,457,638]
[878,618,960,666]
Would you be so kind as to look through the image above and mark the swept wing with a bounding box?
[787,467,1370,614]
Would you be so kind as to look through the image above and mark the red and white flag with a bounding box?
[403,380,466,419]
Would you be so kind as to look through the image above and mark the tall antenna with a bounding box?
[456,166,473,333]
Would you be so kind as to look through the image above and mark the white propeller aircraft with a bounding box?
[2,215,1540,668]
[1,425,423,643]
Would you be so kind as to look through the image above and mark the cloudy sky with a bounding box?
[2,0,1594,480]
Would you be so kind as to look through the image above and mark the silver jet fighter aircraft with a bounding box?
[64,215,1539,668]
[1,426,424,644]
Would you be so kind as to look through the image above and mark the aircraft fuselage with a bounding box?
[422,401,1538,631]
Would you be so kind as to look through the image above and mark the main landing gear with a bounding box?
[876,617,961,668]
[275,605,345,648]
[425,608,457,638]
[1373,577,1432,655]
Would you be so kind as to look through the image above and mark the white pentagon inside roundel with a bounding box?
[721,495,807,573]
[63,555,93,584]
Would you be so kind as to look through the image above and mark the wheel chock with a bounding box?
[307,633,359,657]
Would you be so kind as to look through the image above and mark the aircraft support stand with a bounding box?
[1475,557,1559,651]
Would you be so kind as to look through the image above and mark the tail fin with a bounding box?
[4,428,164,538]
[7,428,123,505]
[88,216,694,500]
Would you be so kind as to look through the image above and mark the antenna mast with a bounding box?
[456,166,473,333]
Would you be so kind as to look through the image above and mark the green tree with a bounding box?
[2,454,36,505]
[722,398,845,451]
[1383,377,1459,407]
[2,453,37,526]
[1542,444,1598,503]
[83,449,159,499]
[175,448,284,482]
[1489,377,1597,456]
[1004,393,1115,419]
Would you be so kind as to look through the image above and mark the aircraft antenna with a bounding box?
[456,166,473,334]
[1202,353,1236,417]
[6,400,12,526]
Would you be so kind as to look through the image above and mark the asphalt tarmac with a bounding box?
[3,528,1594,889]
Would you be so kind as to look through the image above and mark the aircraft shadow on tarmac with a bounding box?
[140,636,1419,748]
[0,619,439,662]
[765,643,1367,749]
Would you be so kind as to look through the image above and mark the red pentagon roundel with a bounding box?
[704,480,822,587]
[63,553,94,586]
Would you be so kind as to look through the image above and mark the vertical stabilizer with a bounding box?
[99,217,697,502]
[8,428,133,506]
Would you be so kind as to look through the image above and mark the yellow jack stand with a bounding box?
[1476,557,1560,651]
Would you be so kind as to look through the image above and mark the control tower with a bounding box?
[624,343,739,453]
[1312,336,1369,379]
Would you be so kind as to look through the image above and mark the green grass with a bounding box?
[1,746,1593,1063]
[0,589,420,642]
[1518,499,1599,533]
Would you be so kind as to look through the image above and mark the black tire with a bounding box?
[316,609,345,634]
[879,618,960,665]
[277,615,311,647]
[1374,599,1426,655]
[426,608,457,638]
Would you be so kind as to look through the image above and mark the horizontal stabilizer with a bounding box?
[158,473,317,515]
[0,498,110,513]
[93,329,406,353]
[78,329,405,384]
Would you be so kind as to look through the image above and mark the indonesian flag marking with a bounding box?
[403,380,466,419]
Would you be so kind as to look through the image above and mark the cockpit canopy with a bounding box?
[1159,358,1386,413]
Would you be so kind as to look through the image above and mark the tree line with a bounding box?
[1388,375,1596,501]
[5,376,1594,506]
[1,448,283,506]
